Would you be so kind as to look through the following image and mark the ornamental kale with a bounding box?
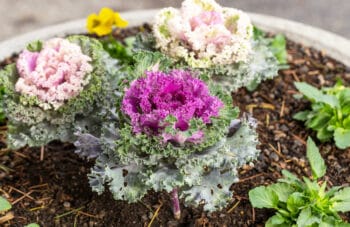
[249,137,350,227]
[78,68,259,218]
[134,0,287,92]
[15,38,93,109]
[0,35,122,149]
[148,0,287,92]
[122,70,223,144]
[153,0,253,67]
[294,81,350,149]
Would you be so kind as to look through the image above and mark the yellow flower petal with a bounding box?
[114,13,129,28]
[86,7,127,36]
[99,7,116,25]
[86,14,100,34]
[93,25,113,37]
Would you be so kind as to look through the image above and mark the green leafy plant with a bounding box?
[249,137,350,227]
[253,26,288,65]
[101,36,135,64]
[294,81,350,149]
[0,196,11,213]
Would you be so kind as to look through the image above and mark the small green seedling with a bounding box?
[293,81,350,149]
[249,137,350,227]
[25,223,40,227]
[0,196,11,213]
[0,196,40,226]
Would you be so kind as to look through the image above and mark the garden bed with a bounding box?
[0,24,349,226]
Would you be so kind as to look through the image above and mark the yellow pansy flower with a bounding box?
[86,7,128,36]
[114,12,128,28]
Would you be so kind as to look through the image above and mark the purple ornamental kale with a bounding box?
[122,69,224,144]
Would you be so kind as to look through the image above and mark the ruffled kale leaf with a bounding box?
[86,116,259,211]
[74,132,102,159]
[132,27,287,92]
[204,35,285,92]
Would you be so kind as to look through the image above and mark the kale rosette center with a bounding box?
[122,69,224,145]
[16,38,93,110]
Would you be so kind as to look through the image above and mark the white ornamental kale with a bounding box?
[154,0,253,68]
[79,67,260,217]
[0,35,122,149]
[150,0,287,92]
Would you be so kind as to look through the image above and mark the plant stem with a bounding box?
[40,146,45,161]
[171,188,181,220]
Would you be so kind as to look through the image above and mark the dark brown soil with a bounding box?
[0,25,350,227]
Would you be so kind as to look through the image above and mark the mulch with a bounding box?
[0,25,349,227]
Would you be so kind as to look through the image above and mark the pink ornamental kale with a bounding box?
[122,70,224,144]
[15,38,93,109]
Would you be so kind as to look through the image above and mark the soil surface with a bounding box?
[0,25,350,227]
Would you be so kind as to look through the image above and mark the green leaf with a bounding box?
[26,40,42,52]
[322,94,341,109]
[24,224,40,227]
[320,216,346,227]
[253,26,266,40]
[325,186,342,198]
[270,183,295,203]
[132,51,174,78]
[316,126,334,142]
[338,88,350,104]
[332,201,350,212]
[270,34,288,64]
[306,137,326,179]
[102,38,133,64]
[124,36,136,56]
[343,116,350,128]
[249,186,279,209]
[297,207,320,226]
[331,188,350,202]
[337,223,350,227]
[279,170,303,189]
[294,82,339,108]
[294,82,323,102]
[318,181,328,198]
[334,128,350,149]
[286,192,305,214]
[293,111,310,121]
[303,177,320,194]
[266,214,289,227]
[308,113,332,130]
[0,196,11,212]
[281,170,300,182]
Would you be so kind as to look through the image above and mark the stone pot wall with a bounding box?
[0,9,349,66]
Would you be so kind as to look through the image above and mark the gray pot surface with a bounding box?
[0,9,349,66]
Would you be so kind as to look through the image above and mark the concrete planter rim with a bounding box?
[0,9,349,66]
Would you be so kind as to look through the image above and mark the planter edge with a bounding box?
[0,9,349,67]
